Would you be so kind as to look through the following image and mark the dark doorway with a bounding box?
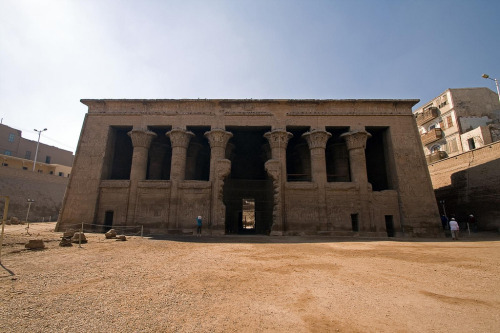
[185,126,210,180]
[351,213,359,232]
[365,127,390,191]
[105,126,133,180]
[224,127,273,235]
[104,210,114,232]
[385,215,394,237]
[326,127,350,182]
[147,126,173,180]
[286,126,311,181]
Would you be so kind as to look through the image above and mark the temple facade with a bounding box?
[55,99,442,237]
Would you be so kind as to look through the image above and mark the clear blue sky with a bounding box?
[1,0,499,153]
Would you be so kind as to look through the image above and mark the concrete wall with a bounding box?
[0,166,68,221]
[428,141,500,230]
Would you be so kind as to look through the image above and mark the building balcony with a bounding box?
[416,107,439,126]
[421,128,443,145]
[425,151,447,164]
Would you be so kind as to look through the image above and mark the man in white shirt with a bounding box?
[449,218,459,240]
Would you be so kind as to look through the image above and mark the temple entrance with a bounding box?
[223,127,273,235]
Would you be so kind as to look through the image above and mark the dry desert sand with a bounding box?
[1,222,499,332]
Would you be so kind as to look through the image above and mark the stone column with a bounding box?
[341,129,372,231]
[166,128,194,229]
[166,128,195,181]
[126,129,157,224]
[302,130,331,184]
[205,129,233,234]
[264,129,293,235]
[303,129,331,230]
[340,130,371,184]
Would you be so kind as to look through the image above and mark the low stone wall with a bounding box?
[428,141,500,230]
[0,166,68,221]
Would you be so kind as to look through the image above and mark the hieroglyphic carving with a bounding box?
[205,129,233,151]
[264,129,293,152]
[265,159,281,230]
[340,130,372,150]
[127,129,157,148]
[214,159,231,227]
[166,128,195,148]
[302,130,332,150]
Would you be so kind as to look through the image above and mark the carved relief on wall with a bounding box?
[127,129,157,148]
[214,159,231,226]
[166,128,195,148]
[264,159,281,229]
[341,130,372,150]
[302,129,332,150]
[205,129,233,150]
[264,129,293,151]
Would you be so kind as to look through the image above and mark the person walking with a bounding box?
[196,216,202,237]
[449,218,459,240]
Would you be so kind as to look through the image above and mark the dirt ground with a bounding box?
[1,222,499,333]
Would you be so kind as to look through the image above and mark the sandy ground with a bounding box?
[1,222,499,333]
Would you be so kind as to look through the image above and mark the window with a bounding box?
[45,156,51,164]
[58,172,64,176]
[49,171,54,175]
[446,116,453,128]
[449,139,458,153]
[4,150,11,156]
[8,133,15,142]
[430,145,441,153]
[25,151,31,159]
[468,138,476,150]
[22,166,28,170]
[1,163,8,166]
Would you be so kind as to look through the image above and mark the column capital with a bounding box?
[127,129,157,149]
[302,129,332,150]
[340,130,372,150]
[264,129,293,149]
[204,128,233,149]
[166,128,195,148]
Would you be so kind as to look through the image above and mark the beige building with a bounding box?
[414,88,500,163]
[56,99,442,237]
[0,123,74,169]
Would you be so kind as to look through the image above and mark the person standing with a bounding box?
[468,214,477,233]
[449,218,459,240]
[440,214,449,230]
[196,216,202,237]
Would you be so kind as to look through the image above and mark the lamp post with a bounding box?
[482,74,500,102]
[25,199,35,235]
[32,128,47,172]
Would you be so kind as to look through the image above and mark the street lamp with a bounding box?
[25,199,35,235]
[482,74,500,102]
[32,128,47,172]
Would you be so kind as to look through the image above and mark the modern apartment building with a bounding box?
[414,87,500,163]
[0,123,74,172]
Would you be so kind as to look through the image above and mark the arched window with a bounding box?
[430,145,441,153]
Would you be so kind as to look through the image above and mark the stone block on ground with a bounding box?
[116,235,127,241]
[25,239,45,250]
[105,229,117,239]
[59,238,73,247]
[63,230,76,238]
[71,232,87,243]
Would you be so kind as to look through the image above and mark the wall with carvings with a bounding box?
[56,99,442,237]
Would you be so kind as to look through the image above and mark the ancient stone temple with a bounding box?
[55,99,442,237]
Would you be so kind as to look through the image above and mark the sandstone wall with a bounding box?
[428,141,500,230]
[0,166,68,221]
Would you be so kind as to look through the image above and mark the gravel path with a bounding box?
[1,222,499,332]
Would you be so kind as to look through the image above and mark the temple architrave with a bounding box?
[55,99,442,237]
